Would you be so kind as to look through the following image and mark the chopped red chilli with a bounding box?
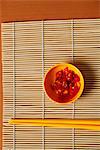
[51,67,80,103]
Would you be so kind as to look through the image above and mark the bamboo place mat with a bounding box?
[1,19,100,150]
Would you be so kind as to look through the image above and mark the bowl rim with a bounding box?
[44,63,84,104]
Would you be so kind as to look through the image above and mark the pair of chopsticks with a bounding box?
[9,119,100,131]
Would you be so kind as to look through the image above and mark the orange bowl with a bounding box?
[44,63,84,104]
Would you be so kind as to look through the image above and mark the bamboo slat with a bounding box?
[1,19,100,150]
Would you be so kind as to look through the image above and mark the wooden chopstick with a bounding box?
[9,119,100,125]
[9,119,100,131]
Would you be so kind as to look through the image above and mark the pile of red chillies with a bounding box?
[52,67,80,103]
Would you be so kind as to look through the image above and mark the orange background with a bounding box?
[0,0,100,149]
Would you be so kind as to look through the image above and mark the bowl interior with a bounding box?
[44,64,84,103]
